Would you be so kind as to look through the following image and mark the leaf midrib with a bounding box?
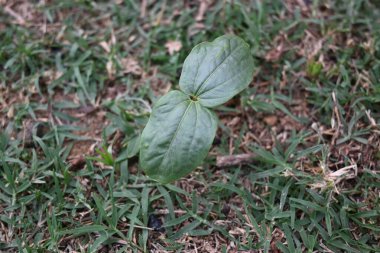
[198,62,253,99]
[158,100,195,174]
[194,42,245,96]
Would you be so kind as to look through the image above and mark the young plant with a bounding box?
[139,35,254,183]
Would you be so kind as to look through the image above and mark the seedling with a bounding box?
[139,35,255,183]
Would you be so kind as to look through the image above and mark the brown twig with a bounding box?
[216,153,256,167]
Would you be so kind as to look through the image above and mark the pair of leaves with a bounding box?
[140,35,255,183]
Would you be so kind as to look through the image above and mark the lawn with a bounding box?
[0,0,379,252]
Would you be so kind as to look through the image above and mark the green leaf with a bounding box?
[179,35,254,107]
[139,90,217,183]
[127,134,141,158]
[139,35,254,183]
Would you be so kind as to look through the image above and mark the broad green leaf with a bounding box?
[139,90,217,183]
[179,35,254,107]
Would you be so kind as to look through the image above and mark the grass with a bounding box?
[0,0,379,252]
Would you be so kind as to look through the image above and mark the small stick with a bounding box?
[216,153,256,167]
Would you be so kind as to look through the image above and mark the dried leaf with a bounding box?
[4,6,26,25]
[265,42,284,62]
[165,40,182,55]
[121,58,142,75]
[106,60,115,79]
[196,0,211,21]
[228,227,246,236]
[7,105,14,119]
[263,115,278,126]
[99,41,111,53]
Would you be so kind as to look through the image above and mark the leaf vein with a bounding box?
[159,101,193,176]
[194,41,245,96]
[199,62,252,99]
